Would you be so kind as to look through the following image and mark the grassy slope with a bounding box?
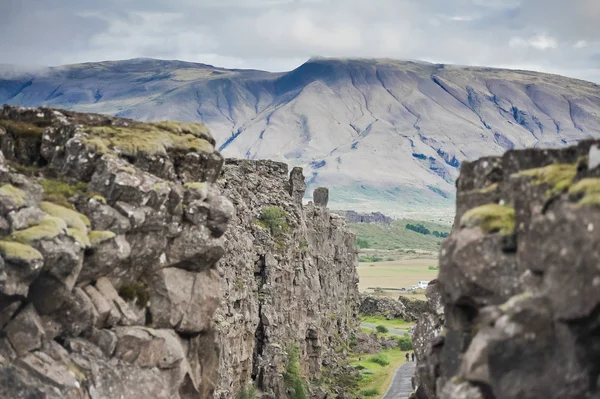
[350,348,410,398]
[352,219,451,252]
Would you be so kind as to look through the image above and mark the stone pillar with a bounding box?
[288,167,307,206]
[313,187,329,207]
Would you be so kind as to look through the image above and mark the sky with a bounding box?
[1,0,600,82]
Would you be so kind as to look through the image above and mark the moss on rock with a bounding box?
[81,123,214,157]
[40,201,90,232]
[569,178,600,207]
[0,240,43,261]
[0,120,45,139]
[460,204,515,235]
[67,228,91,248]
[9,215,67,244]
[88,230,116,247]
[514,163,577,197]
[118,282,149,308]
[0,184,26,207]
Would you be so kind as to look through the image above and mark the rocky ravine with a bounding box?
[214,162,360,399]
[0,105,233,398]
[413,140,600,398]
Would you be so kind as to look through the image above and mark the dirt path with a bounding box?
[382,361,416,399]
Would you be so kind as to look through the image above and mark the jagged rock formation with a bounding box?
[0,105,232,398]
[213,161,360,399]
[333,211,393,224]
[359,294,423,322]
[413,140,600,399]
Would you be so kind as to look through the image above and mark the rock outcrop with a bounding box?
[333,211,393,225]
[213,160,360,399]
[359,294,424,322]
[0,105,232,398]
[413,140,600,399]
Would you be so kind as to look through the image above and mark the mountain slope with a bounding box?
[2,57,600,218]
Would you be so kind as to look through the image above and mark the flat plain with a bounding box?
[357,256,438,301]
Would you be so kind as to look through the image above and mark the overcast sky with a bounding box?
[1,0,599,82]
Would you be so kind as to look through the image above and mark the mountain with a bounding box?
[2,57,600,219]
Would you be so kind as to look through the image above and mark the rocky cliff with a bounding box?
[333,211,393,225]
[0,105,233,398]
[413,140,600,398]
[213,162,360,399]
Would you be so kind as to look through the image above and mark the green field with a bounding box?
[357,257,438,301]
[352,219,451,253]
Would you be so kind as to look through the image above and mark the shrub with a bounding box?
[259,206,289,237]
[360,388,380,397]
[375,325,389,334]
[397,336,413,351]
[428,265,439,270]
[373,287,384,294]
[368,354,389,366]
[237,385,257,399]
[119,282,149,308]
[284,345,308,399]
[356,238,370,248]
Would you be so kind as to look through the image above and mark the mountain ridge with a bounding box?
[2,57,600,219]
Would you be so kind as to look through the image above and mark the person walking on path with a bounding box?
[411,353,415,362]
[405,353,410,362]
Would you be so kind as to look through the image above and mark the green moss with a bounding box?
[88,230,116,247]
[40,201,90,232]
[154,120,213,140]
[0,184,26,207]
[81,123,214,157]
[0,120,45,138]
[471,183,499,194]
[89,194,107,204]
[9,216,67,244]
[40,179,88,209]
[515,163,577,197]
[8,162,42,177]
[284,344,309,399]
[259,206,289,237]
[183,182,207,190]
[0,240,43,261]
[118,282,149,307]
[569,178,600,207]
[119,166,136,175]
[67,228,90,248]
[460,204,515,235]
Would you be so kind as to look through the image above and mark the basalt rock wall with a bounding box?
[0,105,232,399]
[214,162,360,399]
[414,140,600,399]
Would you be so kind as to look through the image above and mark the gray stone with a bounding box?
[288,167,307,206]
[313,187,329,207]
[4,304,45,355]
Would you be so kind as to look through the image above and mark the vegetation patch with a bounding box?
[375,325,389,334]
[569,178,600,207]
[359,256,384,263]
[284,344,309,399]
[0,184,26,207]
[118,282,149,308]
[460,204,515,235]
[40,179,88,209]
[397,336,413,351]
[360,388,380,397]
[8,215,67,244]
[406,223,449,238]
[236,385,257,399]
[82,123,214,157]
[352,219,451,252]
[88,230,116,247]
[67,228,90,248]
[0,119,46,139]
[259,206,289,237]
[514,163,577,197]
[0,240,43,261]
[470,182,499,194]
[40,201,90,233]
[351,348,410,398]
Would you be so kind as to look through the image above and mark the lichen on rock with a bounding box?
[460,203,515,235]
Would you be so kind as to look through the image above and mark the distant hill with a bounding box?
[2,57,600,216]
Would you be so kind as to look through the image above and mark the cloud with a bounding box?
[509,34,558,50]
[0,0,599,82]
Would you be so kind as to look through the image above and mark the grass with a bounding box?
[360,316,413,332]
[460,204,515,235]
[357,257,437,301]
[351,219,451,252]
[259,206,289,237]
[350,348,410,399]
